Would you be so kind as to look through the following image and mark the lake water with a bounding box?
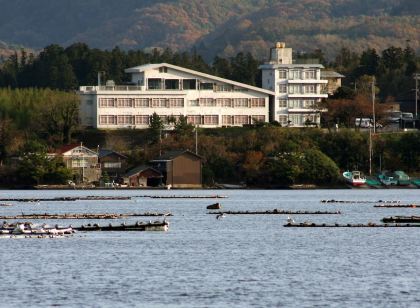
[0,189,419,307]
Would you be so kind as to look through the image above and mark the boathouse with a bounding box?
[124,165,162,187]
[150,150,202,188]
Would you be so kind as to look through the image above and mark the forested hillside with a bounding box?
[0,0,418,60]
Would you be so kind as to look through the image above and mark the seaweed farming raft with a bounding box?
[382,216,420,223]
[284,222,420,228]
[0,196,131,202]
[136,195,227,199]
[321,199,400,204]
[0,212,172,220]
[74,220,169,232]
[374,204,418,208]
[208,209,341,215]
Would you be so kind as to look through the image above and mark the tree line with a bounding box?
[1,43,418,100]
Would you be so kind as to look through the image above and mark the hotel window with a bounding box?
[278,70,287,78]
[134,98,149,108]
[304,100,315,108]
[305,85,316,94]
[289,85,301,94]
[288,100,302,109]
[203,115,219,125]
[99,115,116,125]
[279,85,287,93]
[168,98,184,107]
[250,98,265,108]
[215,84,233,92]
[159,67,168,73]
[233,98,248,108]
[219,98,232,107]
[199,82,214,90]
[117,115,133,125]
[222,115,234,125]
[165,79,180,90]
[289,114,302,126]
[279,115,288,126]
[252,115,265,123]
[148,78,162,90]
[183,79,196,90]
[200,98,216,107]
[187,115,202,125]
[278,99,287,108]
[135,115,150,125]
[99,98,115,108]
[305,70,315,79]
[234,115,249,125]
[151,98,167,107]
[290,70,302,80]
[117,98,133,108]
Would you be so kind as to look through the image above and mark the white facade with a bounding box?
[79,63,273,129]
[260,42,328,127]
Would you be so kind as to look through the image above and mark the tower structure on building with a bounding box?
[259,42,328,127]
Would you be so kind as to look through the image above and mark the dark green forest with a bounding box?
[1,42,419,101]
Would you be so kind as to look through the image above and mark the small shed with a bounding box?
[150,150,202,188]
[124,165,162,187]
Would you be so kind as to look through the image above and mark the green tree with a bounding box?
[148,112,164,143]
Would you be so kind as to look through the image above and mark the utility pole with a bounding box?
[369,127,372,176]
[195,125,198,155]
[372,76,376,134]
[414,73,419,119]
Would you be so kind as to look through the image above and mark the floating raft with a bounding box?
[374,204,418,208]
[73,221,169,232]
[284,222,420,227]
[0,196,131,202]
[135,195,227,199]
[382,216,420,223]
[0,212,172,220]
[321,199,400,204]
[208,209,341,215]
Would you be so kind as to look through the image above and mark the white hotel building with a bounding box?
[79,63,273,129]
[260,42,328,127]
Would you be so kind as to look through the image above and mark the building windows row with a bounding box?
[278,70,317,80]
[279,84,317,94]
[99,98,185,108]
[222,115,266,125]
[278,99,317,108]
[100,114,266,126]
[188,98,266,108]
[278,114,319,126]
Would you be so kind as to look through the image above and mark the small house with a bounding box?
[98,149,128,180]
[52,144,101,183]
[150,150,202,188]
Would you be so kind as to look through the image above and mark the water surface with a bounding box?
[0,189,419,307]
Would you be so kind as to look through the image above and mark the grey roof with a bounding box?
[151,150,201,161]
[98,149,127,159]
[125,165,161,177]
[321,71,345,78]
[124,63,275,95]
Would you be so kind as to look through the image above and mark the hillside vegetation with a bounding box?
[0,0,418,59]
